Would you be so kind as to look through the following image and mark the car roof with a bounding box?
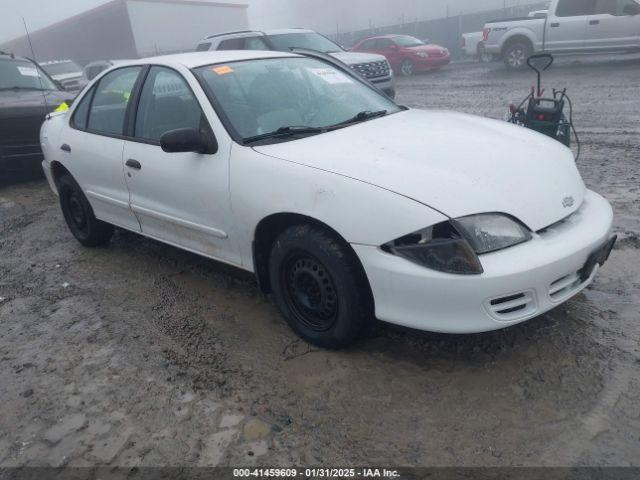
[201,28,314,41]
[119,50,299,69]
[360,34,407,41]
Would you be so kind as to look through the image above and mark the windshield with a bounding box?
[194,57,401,143]
[266,32,344,54]
[0,58,58,91]
[393,36,425,48]
[41,61,82,76]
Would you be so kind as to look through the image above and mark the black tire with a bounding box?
[268,225,372,349]
[58,174,114,247]
[400,59,414,77]
[503,42,532,70]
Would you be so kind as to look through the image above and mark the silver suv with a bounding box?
[196,29,395,98]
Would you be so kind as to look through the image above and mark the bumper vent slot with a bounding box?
[485,290,537,322]
[549,272,582,302]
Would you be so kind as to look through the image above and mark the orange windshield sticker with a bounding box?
[213,66,234,75]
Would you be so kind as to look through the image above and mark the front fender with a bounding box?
[231,145,448,270]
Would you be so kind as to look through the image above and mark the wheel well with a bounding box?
[501,35,533,57]
[252,213,374,306]
[50,161,72,188]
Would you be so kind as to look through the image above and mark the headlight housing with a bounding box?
[453,213,532,254]
[382,214,532,275]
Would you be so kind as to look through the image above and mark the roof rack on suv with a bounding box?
[205,30,263,40]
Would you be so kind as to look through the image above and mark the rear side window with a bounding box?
[134,66,205,142]
[245,37,270,50]
[218,38,245,50]
[71,88,93,129]
[360,39,377,50]
[556,0,597,16]
[196,42,212,52]
[87,67,141,136]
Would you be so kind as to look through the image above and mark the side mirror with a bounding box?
[160,127,218,154]
[623,3,639,14]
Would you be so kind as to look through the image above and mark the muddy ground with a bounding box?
[1,55,639,469]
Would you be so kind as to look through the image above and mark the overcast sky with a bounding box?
[2,0,545,43]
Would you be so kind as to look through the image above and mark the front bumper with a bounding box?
[353,190,614,334]
[370,75,396,98]
[413,56,451,71]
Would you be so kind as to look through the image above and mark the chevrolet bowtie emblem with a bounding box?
[562,196,575,208]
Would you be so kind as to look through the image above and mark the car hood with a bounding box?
[330,51,388,66]
[253,109,586,232]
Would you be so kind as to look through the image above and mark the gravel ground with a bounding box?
[1,55,639,469]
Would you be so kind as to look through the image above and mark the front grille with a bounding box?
[351,60,390,79]
[485,290,537,322]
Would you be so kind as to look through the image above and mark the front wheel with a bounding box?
[268,225,372,349]
[400,59,414,77]
[503,42,532,70]
[58,174,114,247]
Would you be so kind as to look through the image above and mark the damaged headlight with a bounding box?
[382,221,483,275]
[453,213,532,254]
[382,214,532,275]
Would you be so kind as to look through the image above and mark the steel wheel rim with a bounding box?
[66,190,89,235]
[281,252,338,332]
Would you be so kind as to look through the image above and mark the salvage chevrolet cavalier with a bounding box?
[40,50,615,348]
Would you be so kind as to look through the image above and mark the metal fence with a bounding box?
[331,2,549,57]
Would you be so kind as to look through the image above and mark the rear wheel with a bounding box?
[58,174,114,247]
[269,225,371,349]
[503,42,532,70]
[400,59,415,77]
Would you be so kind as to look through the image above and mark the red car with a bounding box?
[351,35,450,77]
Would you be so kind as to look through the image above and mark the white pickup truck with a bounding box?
[483,0,640,69]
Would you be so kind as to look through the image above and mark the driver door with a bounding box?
[122,65,240,265]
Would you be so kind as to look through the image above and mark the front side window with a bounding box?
[266,33,344,54]
[194,57,401,141]
[245,37,270,51]
[392,36,425,48]
[596,0,640,14]
[87,66,141,136]
[135,67,204,142]
[0,58,57,91]
[556,0,597,16]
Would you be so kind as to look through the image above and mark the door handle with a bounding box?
[550,22,560,27]
[60,144,71,152]
[589,19,600,25]
[126,159,142,170]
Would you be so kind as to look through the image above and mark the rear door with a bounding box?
[546,0,597,51]
[585,0,640,49]
[60,66,142,231]
[122,65,239,264]
[375,38,401,66]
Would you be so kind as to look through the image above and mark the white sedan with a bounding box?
[41,50,615,348]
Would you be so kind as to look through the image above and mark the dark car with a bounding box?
[1,52,76,185]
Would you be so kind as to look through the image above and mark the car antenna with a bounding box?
[22,17,49,112]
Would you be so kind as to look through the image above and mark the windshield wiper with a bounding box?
[330,110,388,128]
[243,125,325,144]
